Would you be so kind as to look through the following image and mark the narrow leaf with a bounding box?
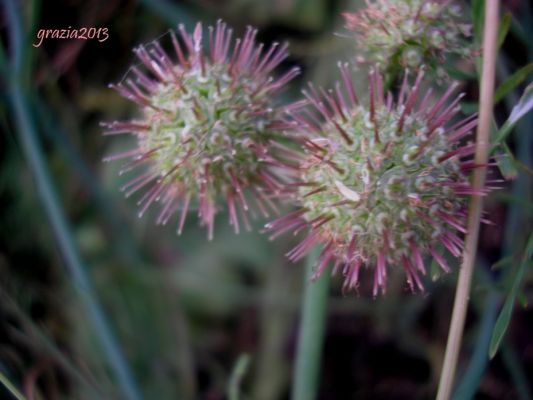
[489,233,533,358]
[497,12,512,48]
[492,83,533,152]
[525,232,533,259]
[495,143,519,180]
[494,63,533,103]
[517,292,528,308]
[228,353,251,400]
[472,0,485,43]
[427,256,438,281]
[508,83,533,125]
[447,65,476,81]
[0,372,28,400]
[489,259,528,358]
[460,101,479,114]
[492,255,513,271]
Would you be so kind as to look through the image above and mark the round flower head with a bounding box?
[102,21,300,239]
[342,0,474,81]
[265,65,491,296]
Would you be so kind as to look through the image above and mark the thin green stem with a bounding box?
[32,96,143,266]
[436,1,500,399]
[3,0,142,397]
[0,371,28,400]
[453,292,500,399]
[228,353,251,400]
[8,83,143,400]
[454,51,533,397]
[291,246,331,400]
[1,292,105,397]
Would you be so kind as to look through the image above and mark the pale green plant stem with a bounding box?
[291,247,331,400]
[2,0,142,398]
[228,353,251,400]
[436,1,500,399]
[9,83,143,400]
[0,371,28,400]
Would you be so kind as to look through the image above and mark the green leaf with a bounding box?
[447,65,476,81]
[525,232,533,259]
[489,233,533,358]
[228,353,251,400]
[517,292,528,308]
[489,260,528,359]
[497,12,512,48]
[492,83,533,152]
[507,83,533,126]
[508,11,533,52]
[495,143,519,180]
[430,257,442,282]
[491,255,513,271]
[515,159,533,177]
[472,0,485,44]
[494,63,533,103]
[460,101,479,114]
[0,371,28,400]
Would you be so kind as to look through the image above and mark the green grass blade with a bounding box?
[495,142,519,180]
[454,294,500,399]
[0,371,28,400]
[492,83,533,152]
[494,63,533,103]
[6,83,143,400]
[497,12,512,48]
[489,234,533,358]
[291,246,331,400]
[228,353,251,400]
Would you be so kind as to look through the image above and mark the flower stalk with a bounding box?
[3,0,141,397]
[291,246,331,400]
[9,84,142,400]
[436,1,500,399]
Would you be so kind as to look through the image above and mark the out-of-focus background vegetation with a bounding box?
[1,0,532,399]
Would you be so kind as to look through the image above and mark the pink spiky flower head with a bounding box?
[266,65,490,296]
[343,0,474,81]
[102,21,300,240]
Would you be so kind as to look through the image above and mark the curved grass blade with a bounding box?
[489,233,533,358]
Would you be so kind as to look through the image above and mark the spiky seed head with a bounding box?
[342,0,475,81]
[102,21,300,239]
[266,66,493,296]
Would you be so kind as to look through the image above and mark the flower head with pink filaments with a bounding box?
[266,65,495,296]
[103,21,300,239]
[343,0,474,81]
